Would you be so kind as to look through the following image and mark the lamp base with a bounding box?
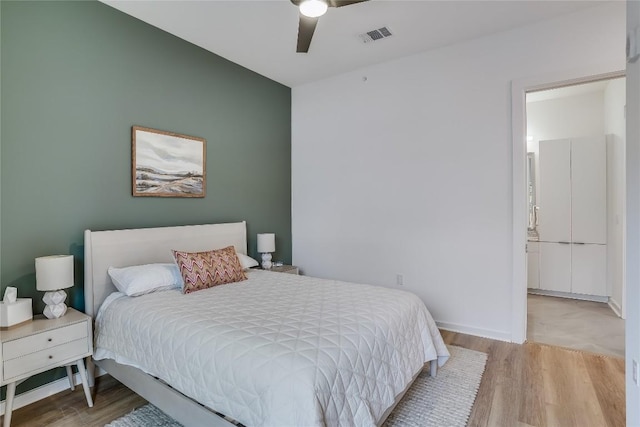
[42,290,68,319]
[261,253,273,270]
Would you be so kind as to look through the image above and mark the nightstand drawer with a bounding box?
[3,338,89,381]
[3,322,87,360]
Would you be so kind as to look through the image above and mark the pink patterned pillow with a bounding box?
[172,246,247,294]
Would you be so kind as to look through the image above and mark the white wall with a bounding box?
[292,3,626,341]
[627,2,640,425]
[527,91,605,143]
[604,78,626,316]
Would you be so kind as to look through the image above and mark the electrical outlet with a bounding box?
[634,360,639,386]
[396,274,403,286]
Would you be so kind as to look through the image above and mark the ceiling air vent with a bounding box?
[358,27,393,44]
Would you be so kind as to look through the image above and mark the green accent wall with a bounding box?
[1,1,291,397]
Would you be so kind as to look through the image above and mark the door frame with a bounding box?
[510,64,625,343]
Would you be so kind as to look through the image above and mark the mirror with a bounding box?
[527,152,538,232]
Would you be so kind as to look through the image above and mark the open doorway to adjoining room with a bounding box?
[524,76,625,357]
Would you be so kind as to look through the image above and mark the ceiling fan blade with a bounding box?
[297,14,319,53]
[329,0,369,7]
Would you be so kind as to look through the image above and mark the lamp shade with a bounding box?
[257,233,276,253]
[36,255,74,291]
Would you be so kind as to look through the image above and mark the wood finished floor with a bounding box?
[3,331,625,427]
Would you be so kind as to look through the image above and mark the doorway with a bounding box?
[510,67,626,345]
[524,77,626,357]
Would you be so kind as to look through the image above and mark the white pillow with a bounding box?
[107,263,183,296]
[236,253,259,270]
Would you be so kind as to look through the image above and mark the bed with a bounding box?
[84,221,449,427]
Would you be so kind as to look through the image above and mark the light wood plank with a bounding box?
[440,331,624,427]
[518,344,546,427]
[583,350,626,427]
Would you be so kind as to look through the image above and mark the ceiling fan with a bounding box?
[291,0,370,53]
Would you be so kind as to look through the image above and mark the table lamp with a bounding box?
[257,233,276,270]
[35,255,74,319]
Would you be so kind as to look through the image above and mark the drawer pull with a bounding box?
[48,355,53,359]
[48,338,52,342]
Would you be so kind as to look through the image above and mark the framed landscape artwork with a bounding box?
[132,126,206,198]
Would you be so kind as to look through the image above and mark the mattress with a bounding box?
[94,269,449,426]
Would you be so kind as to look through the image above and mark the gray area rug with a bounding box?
[105,345,487,427]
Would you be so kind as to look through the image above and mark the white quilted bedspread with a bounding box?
[94,270,449,427]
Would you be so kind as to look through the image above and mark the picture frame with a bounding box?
[132,126,206,198]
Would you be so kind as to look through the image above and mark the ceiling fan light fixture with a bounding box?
[299,0,328,18]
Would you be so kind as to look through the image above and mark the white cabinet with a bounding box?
[527,242,540,289]
[0,309,94,427]
[539,242,571,293]
[538,139,571,243]
[536,136,607,297]
[571,244,607,296]
[571,137,607,244]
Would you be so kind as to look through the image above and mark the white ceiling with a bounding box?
[102,0,610,88]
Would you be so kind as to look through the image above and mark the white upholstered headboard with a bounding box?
[84,221,247,318]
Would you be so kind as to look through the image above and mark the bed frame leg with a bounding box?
[87,357,96,388]
[430,360,438,377]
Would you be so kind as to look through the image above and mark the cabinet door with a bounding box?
[538,139,571,243]
[527,243,539,289]
[571,243,607,296]
[571,136,606,244]
[539,242,571,292]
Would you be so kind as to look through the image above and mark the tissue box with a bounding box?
[0,298,33,328]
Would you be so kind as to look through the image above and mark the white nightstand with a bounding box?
[268,265,299,275]
[0,308,93,427]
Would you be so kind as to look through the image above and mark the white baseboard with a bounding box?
[436,321,512,343]
[0,369,106,416]
[528,289,609,303]
[608,297,623,318]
